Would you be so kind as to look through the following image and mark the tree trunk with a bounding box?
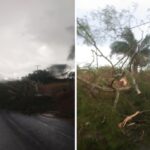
[130,64,141,95]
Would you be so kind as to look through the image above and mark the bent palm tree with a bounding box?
[110,27,150,72]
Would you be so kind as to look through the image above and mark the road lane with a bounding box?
[0,112,35,150]
[0,111,74,150]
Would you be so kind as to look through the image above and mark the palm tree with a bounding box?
[110,27,150,72]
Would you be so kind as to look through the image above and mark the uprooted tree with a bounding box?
[77,5,150,140]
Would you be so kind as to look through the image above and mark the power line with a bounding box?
[117,21,150,31]
[130,21,150,29]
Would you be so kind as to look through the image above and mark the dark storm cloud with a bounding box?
[0,0,74,79]
[68,45,75,60]
[27,0,74,46]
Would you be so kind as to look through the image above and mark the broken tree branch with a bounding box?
[118,111,141,128]
[118,109,150,129]
[78,76,131,92]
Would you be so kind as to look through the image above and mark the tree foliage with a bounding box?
[77,5,150,70]
[77,4,150,150]
[77,5,143,44]
[110,27,150,71]
[26,70,55,84]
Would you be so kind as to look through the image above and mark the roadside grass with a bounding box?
[78,67,150,150]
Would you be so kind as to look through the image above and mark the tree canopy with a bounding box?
[110,27,150,72]
[26,70,55,84]
[77,5,150,70]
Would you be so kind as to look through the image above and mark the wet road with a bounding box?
[0,111,74,150]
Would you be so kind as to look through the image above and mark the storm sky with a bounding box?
[0,0,74,79]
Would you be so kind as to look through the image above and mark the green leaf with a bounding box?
[121,27,137,48]
[110,41,130,56]
[140,35,150,49]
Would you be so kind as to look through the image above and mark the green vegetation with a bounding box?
[0,78,74,118]
[77,4,150,149]
[0,80,53,114]
[78,68,150,150]
[0,67,74,119]
[110,28,150,72]
[24,69,56,84]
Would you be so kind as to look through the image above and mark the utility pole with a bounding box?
[35,65,40,71]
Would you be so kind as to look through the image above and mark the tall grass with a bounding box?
[78,67,150,150]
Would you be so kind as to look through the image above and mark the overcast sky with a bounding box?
[76,0,150,67]
[0,0,74,79]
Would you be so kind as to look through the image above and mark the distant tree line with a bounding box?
[23,65,74,84]
[23,70,56,84]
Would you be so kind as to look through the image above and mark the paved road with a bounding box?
[0,111,74,150]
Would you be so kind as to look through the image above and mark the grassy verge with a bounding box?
[78,68,150,150]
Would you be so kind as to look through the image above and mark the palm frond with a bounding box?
[77,18,95,45]
[140,47,150,56]
[136,51,150,67]
[140,35,150,49]
[121,27,137,48]
[110,41,130,56]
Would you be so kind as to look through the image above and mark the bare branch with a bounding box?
[114,55,128,67]
[127,67,142,94]
[78,76,131,92]
[78,20,115,71]
[118,109,150,129]
[88,50,95,68]
[120,55,130,69]
[118,111,141,128]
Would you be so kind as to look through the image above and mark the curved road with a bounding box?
[0,111,74,150]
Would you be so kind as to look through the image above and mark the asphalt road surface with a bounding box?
[0,111,74,150]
